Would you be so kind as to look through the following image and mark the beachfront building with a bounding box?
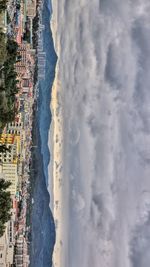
[26,0,36,18]
[0,220,15,267]
[22,78,30,91]
[21,77,32,95]
[0,231,7,267]
[15,43,35,96]
[14,234,30,267]
[15,43,27,78]
[0,134,21,164]
[1,163,18,196]
[0,169,18,267]
[7,113,24,135]
[15,43,31,78]
[26,0,36,44]
[15,1,24,45]
[4,120,26,178]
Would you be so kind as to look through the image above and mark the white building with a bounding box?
[0,220,14,267]
[1,163,19,196]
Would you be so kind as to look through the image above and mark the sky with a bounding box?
[52,0,150,266]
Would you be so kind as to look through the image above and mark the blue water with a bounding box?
[39,0,57,184]
[30,0,57,266]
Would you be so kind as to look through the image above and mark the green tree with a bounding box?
[0,86,5,92]
[6,39,18,56]
[0,37,19,131]
[0,0,7,10]
[0,144,11,153]
[0,179,11,191]
[0,179,12,237]
[0,31,7,64]
[0,221,5,236]
[1,109,16,123]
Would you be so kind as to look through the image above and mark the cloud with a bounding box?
[130,213,150,267]
[51,0,150,266]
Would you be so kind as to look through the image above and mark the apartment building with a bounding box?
[1,163,18,196]
[0,134,21,164]
[0,220,14,267]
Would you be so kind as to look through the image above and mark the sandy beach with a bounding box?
[48,78,64,267]
[48,3,64,265]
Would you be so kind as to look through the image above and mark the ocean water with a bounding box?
[30,0,57,266]
[39,0,57,184]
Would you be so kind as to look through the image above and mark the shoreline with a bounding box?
[48,1,65,265]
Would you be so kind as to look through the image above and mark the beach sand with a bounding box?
[48,75,64,267]
[48,4,65,265]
